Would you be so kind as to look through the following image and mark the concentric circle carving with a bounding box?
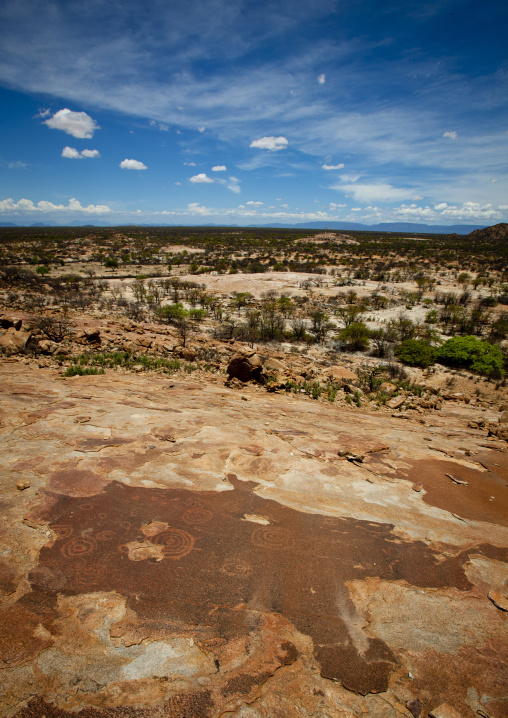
[152,528,195,559]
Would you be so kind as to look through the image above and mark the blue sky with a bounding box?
[0,0,507,226]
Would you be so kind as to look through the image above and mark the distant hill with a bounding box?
[467,223,508,242]
[0,220,494,235]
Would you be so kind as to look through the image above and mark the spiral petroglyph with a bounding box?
[60,535,97,558]
[182,508,213,525]
[220,558,252,578]
[152,528,195,559]
[251,525,294,551]
[51,524,73,539]
[95,529,116,541]
[72,563,105,586]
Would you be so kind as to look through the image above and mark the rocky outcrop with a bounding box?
[0,328,31,354]
[74,329,101,345]
[327,365,359,384]
[467,222,508,242]
[0,314,22,330]
[227,351,264,382]
[488,411,508,441]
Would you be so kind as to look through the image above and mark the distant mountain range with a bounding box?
[0,220,490,234]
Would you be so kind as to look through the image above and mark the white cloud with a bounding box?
[62,146,101,159]
[174,181,182,186]
[198,126,205,132]
[62,146,81,159]
[212,165,227,171]
[250,136,288,151]
[183,161,197,166]
[394,204,435,218]
[44,109,99,139]
[499,205,508,210]
[227,176,241,194]
[322,163,344,170]
[187,202,210,214]
[443,131,458,140]
[490,178,498,183]
[35,108,51,119]
[120,159,147,170]
[318,73,326,85]
[0,197,111,214]
[438,201,502,220]
[190,173,214,183]
[434,202,448,210]
[246,200,263,206]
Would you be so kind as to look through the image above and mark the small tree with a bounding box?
[338,321,370,351]
[157,303,194,347]
[33,314,70,342]
[337,304,365,327]
[309,308,333,343]
[394,339,437,368]
[369,327,397,358]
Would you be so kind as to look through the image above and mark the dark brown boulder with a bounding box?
[227,352,263,383]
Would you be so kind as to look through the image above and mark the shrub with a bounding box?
[437,336,504,377]
[338,321,370,351]
[65,366,104,377]
[394,339,437,367]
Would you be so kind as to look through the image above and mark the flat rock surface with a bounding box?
[1,363,507,718]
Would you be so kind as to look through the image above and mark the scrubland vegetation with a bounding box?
[1,224,507,410]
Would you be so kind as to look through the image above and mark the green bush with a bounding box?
[65,366,104,377]
[338,321,370,351]
[437,336,504,377]
[394,339,437,367]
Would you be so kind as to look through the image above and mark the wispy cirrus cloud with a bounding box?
[0,0,506,225]
[332,181,423,203]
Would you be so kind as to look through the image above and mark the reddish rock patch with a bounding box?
[389,457,508,526]
[8,478,506,697]
[48,468,109,497]
[14,692,215,718]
